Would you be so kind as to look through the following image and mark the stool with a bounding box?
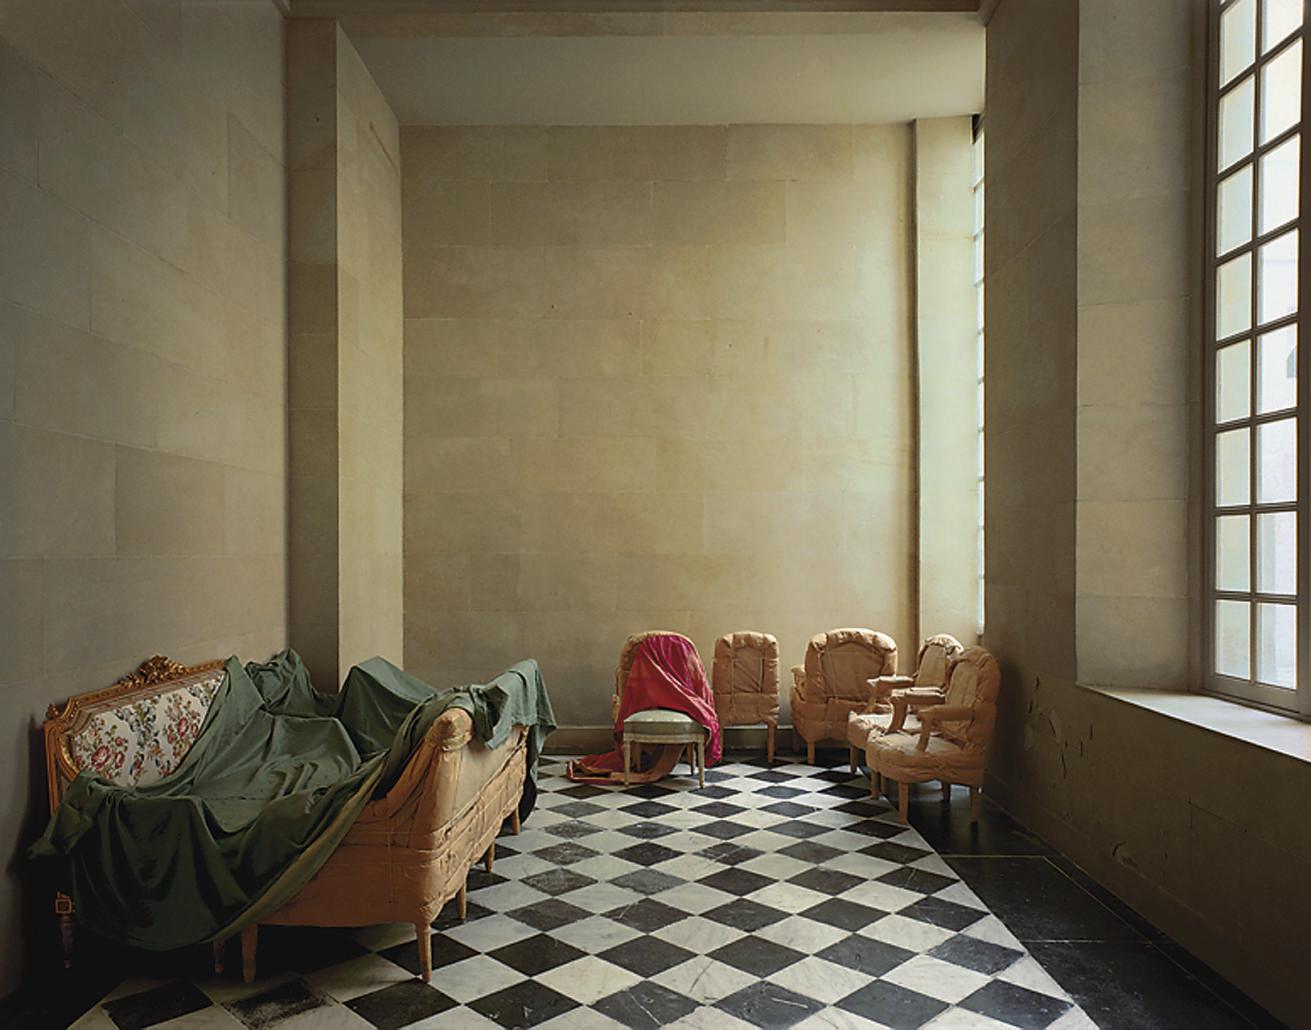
[622,710,706,787]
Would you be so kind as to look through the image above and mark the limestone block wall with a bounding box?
[401,124,916,726]
[0,0,288,997]
[287,22,404,682]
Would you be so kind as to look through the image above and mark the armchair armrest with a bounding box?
[866,675,913,705]
[915,704,975,751]
[790,664,805,690]
[886,688,948,733]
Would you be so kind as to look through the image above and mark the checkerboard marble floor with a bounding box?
[73,756,1096,1030]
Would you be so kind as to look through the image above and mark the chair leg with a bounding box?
[623,737,631,787]
[212,938,226,976]
[806,740,815,766]
[941,782,951,802]
[897,781,909,823]
[55,892,74,970]
[510,809,521,835]
[969,785,981,823]
[766,720,776,766]
[484,841,495,873]
[415,922,432,982]
[697,739,705,789]
[457,882,468,920]
[849,746,857,773]
[240,925,258,984]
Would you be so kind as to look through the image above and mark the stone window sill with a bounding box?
[1079,683,1311,765]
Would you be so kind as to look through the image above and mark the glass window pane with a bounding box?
[1223,0,1258,85]
[1217,251,1253,339]
[1219,75,1256,170]
[1218,165,1254,254]
[1217,514,1252,591]
[1215,599,1252,678]
[1217,340,1252,422]
[1256,601,1296,687]
[1256,417,1297,503]
[1257,324,1298,412]
[1257,229,1297,325]
[1217,427,1252,506]
[1260,40,1302,144]
[1256,510,1296,593]
[1263,0,1303,53]
[1258,134,1300,234]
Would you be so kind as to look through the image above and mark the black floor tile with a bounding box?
[346,981,457,1030]
[899,895,987,932]
[612,868,683,896]
[710,936,806,977]
[594,980,699,1029]
[467,980,578,1027]
[704,898,789,932]
[507,897,591,932]
[817,934,916,978]
[599,934,695,977]
[432,899,491,930]
[228,979,332,1029]
[1028,940,1266,1030]
[693,800,747,818]
[102,981,212,1030]
[946,857,1142,941]
[532,841,599,865]
[552,800,605,818]
[779,840,843,865]
[617,820,679,839]
[757,784,806,799]
[861,841,932,864]
[788,868,863,896]
[799,897,886,932]
[612,841,681,866]
[621,800,678,819]
[876,866,958,895]
[698,867,774,896]
[699,841,764,865]
[715,981,824,1029]
[958,978,1073,1029]
[544,819,603,839]
[691,818,756,840]
[521,867,596,896]
[928,933,1024,975]
[380,933,476,976]
[604,898,688,933]
[488,933,585,976]
[836,979,949,1029]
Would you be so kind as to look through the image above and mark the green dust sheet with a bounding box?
[29,650,555,951]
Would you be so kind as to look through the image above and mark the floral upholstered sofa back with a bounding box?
[45,657,227,803]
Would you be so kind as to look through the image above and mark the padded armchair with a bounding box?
[712,632,781,764]
[790,628,898,764]
[866,645,1000,823]
[846,633,964,772]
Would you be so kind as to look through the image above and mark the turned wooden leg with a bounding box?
[849,746,857,773]
[415,922,432,982]
[870,769,880,799]
[55,893,74,970]
[623,737,632,787]
[941,782,951,802]
[697,739,705,789]
[806,740,815,766]
[240,925,258,984]
[484,841,495,874]
[510,809,521,835]
[457,883,468,920]
[969,785,981,823]
[766,721,776,766]
[898,781,909,823]
[211,938,226,976]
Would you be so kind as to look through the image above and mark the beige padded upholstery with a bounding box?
[846,634,964,759]
[712,632,780,764]
[789,628,897,764]
[866,645,1000,823]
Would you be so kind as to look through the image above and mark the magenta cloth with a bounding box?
[575,634,722,776]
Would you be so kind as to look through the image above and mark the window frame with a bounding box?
[972,117,986,641]
[1204,0,1311,719]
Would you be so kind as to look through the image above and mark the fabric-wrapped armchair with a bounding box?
[790,629,898,764]
[712,632,780,764]
[846,633,964,772]
[866,645,1000,823]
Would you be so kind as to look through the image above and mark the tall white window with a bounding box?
[1209,0,1308,716]
[973,122,986,638]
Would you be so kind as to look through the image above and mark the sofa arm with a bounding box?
[866,675,913,708]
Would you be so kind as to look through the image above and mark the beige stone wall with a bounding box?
[0,0,287,996]
[336,36,404,671]
[401,124,915,725]
[985,0,1310,1021]
[287,23,404,682]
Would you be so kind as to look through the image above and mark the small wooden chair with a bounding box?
[615,631,709,786]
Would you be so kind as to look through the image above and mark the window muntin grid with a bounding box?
[1210,0,1306,714]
